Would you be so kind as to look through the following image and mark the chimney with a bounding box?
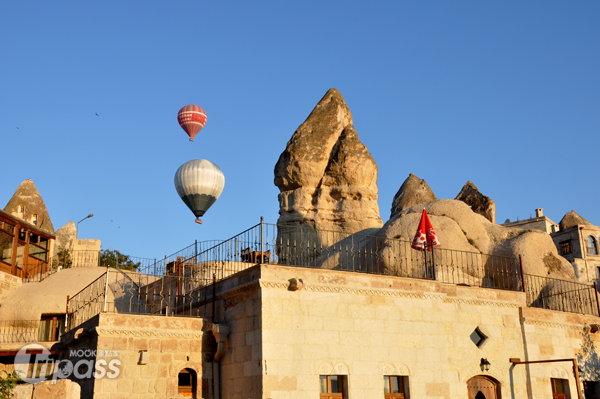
[535,208,543,218]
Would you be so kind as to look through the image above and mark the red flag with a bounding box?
[411,208,441,251]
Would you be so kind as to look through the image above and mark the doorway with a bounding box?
[467,375,500,399]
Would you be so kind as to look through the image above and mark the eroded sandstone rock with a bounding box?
[4,179,54,234]
[274,89,382,235]
[54,221,77,256]
[390,174,436,219]
[455,181,496,224]
[376,199,575,280]
[559,210,592,230]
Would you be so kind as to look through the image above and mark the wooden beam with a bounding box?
[510,358,583,399]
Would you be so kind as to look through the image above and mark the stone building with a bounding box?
[501,208,559,234]
[551,211,600,284]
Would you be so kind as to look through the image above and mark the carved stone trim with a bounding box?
[93,327,202,339]
[550,367,569,379]
[380,362,411,376]
[318,362,349,375]
[521,318,585,330]
[293,283,445,300]
[221,281,261,299]
[444,298,520,308]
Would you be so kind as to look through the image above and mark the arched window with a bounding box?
[178,368,197,397]
[587,236,598,256]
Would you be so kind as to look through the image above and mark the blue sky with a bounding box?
[1,2,599,258]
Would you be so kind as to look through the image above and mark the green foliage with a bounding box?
[0,370,20,399]
[52,246,72,269]
[99,249,140,271]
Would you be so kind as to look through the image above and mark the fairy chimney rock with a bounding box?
[455,181,496,224]
[4,179,55,234]
[390,174,437,219]
[559,210,593,230]
[274,88,382,233]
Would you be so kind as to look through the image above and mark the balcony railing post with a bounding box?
[430,239,436,280]
[260,217,264,264]
[519,255,526,293]
[103,269,109,313]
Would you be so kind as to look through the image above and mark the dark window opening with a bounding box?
[178,368,197,397]
[583,381,598,399]
[561,241,573,255]
[470,327,487,348]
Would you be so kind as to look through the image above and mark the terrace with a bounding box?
[3,219,598,344]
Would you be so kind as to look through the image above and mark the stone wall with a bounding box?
[59,313,209,399]
[208,264,600,399]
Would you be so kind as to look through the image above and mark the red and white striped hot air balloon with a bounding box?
[177,105,207,142]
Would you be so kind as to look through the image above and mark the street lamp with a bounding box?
[76,214,94,238]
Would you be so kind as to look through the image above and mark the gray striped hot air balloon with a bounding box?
[174,159,225,224]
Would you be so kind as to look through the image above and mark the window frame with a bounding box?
[560,240,573,255]
[551,377,570,399]
[320,375,346,398]
[384,375,408,398]
[38,314,66,342]
[587,236,598,256]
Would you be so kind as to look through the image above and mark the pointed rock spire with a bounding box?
[274,88,381,233]
[455,181,496,223]
[4,179,54,234]
[390,174,437,219]
[559,210,592,230]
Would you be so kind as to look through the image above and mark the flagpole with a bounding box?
[424,241,428,279]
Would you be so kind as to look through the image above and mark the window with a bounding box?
[470,327,487,348]
[551,378,570,399]
[38,315,65,342]
[384,375,408,398]
[32,214,37,225]
[561,240,573,255]
[588,236,598,256]
[320,375,346,398]
[583,381,598,399]
[178,368,197,397]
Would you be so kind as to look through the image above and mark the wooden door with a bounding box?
[467,376,498,399]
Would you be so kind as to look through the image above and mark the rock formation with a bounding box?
[390,174,436,219]
[4,179,54,234]
[376,199,575,280]
[54,221,77,254]
[559,210,592,230]
[274,88,382,234]
[455,181,496,223]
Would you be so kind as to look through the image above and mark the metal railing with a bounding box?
[65,219,600,330]
[24,240,224,282]
[0,320,40,343]
[67,268,211,330]
[525,274,600,317]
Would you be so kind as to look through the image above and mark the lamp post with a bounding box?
[76,214,94,238]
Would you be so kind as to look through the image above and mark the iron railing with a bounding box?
[65,219,600,330]
[24,240,224,282]
[525,274,600,317]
